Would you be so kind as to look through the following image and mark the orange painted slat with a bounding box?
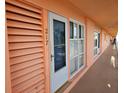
[11,59,44,73]
[8,28,43,36]
[22,81,44,93]
[38,89,45,93]
[35,85,45,92]
[12,74,44,93]
[37,88,45,93]
[6,0,41,13]
[12,69,43,87]
[6,4,41,19]
[8,35,43,43]
[7,20,42,30]
[11,64,44,80]
[9,42,44,50]
[10,47,43,58]
[28,85,45,93]
[6,12,42,25]
[10,52,44,65]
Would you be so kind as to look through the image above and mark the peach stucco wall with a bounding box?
[102,30,111,52]
[86,19,94,66]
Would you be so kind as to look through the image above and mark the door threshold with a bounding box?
[55,81,71,93]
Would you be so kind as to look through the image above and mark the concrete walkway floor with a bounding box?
[70,45,118,93]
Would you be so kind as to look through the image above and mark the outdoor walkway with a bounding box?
[70,45,118,93]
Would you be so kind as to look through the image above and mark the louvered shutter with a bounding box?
[6,0,45,93]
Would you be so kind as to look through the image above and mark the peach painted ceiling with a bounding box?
[69,0,118,37]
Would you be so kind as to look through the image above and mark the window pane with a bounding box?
[94,39,97,47]
[70,40,74,59]
[74,40,78,56]
[94,48,97,55]
[79,25,81,38]
[79,25,84,38]
[54,45,66,72]
[54,19,65,46]
[70,57,78,75]
[98,33,100,48]
[70,22,74,39]
[74,23,78,38]
[79,54,84,67]
[79,40,84,54]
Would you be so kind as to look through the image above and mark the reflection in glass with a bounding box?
[70,40,74,59]
[98,33,100,48]
[70,22,74,39]
[74,40,78,56]
[79,40,84,54]
[94,39,97,47]
[94,48,97,55]
[79,25,81,38]
[70,57,78,75]
[74,23,78,38]
[79,25,84,38]
[54,20,65,46]
[69,21,85,76]
[53,19,66,72]
[79,54,84,67]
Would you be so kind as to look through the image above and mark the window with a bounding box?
[70,20,85,76]
[94,32,100,56]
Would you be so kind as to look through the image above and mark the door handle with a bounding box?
[51,54,54,61]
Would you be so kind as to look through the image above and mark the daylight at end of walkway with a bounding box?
[69,45,118,93]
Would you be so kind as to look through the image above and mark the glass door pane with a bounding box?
[53,19,66,72]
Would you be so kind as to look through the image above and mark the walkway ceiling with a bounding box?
[69,0,118,37]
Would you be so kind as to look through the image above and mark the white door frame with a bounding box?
[49,12,68,93]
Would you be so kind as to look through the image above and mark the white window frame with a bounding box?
[93,31,100,57]
[69,19,86,78]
